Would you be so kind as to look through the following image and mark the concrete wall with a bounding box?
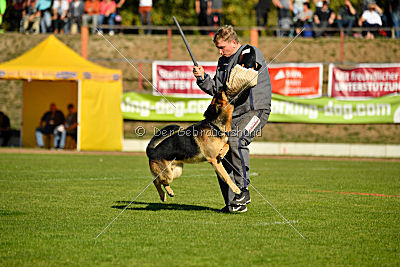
[123,139,400,158]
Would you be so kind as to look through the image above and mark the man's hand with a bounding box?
[193,66,205,80]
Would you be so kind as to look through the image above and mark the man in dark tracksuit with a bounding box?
[193,26,271,213]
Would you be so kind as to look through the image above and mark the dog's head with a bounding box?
[203,90,232,123]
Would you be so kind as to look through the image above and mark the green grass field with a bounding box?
[0,152,399,265]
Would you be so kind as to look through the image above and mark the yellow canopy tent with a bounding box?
[0,35,123,151]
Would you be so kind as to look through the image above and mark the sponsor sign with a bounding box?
[153,61,323,98]
[152,61,217,98]
[122,92,400,123]
[122,92,210,121]
[328,63,400,99]
[269,63,323,98]
[270,93,400,123]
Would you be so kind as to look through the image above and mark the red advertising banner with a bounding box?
[152,61,216,98]
[268,63,323,98]
[328,63,400,99]
[152,61,323,98]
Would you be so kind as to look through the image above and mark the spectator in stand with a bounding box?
[67,0,84,34]
[98,0,116,36]
[195,0,211,35]
[35,0,52,33]
[255,0,271,35]
[293,0,308,16]
[362,0,376,11]
[5,0,25,32]
[389,0,400,38]
[313,1,335,37]
[0,111,11,147]
[293,2,313,35]
[83,0,100,34]
[35,103,65,149]
[359,3,383,39]
[138,0,152,35]
[114,0,125,34]
[211,0,222,27]
[337,0,357,36]
[52,0,69,34]
[313,0,329,12]
[272,0,293,37]
[21,0,40,34]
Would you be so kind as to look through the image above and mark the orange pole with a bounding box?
[340,30,344,63]
[138,62,143,91]
[250,27,258,48]
[167,28,172,60]
[81,26,89,59]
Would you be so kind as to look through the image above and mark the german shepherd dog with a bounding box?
[146,90,241,202]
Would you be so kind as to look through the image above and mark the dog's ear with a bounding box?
[237,45,259,70]
[203,102,220,119]
[203,93,222,119]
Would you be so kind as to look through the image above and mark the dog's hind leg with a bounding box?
[153,179,167,202]
[163,185,174,197]
[209,159,241,194]
[173,163,184,179]
[164,162,184,197]
[158,161,176,198]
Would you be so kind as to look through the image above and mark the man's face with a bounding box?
[50,104,57,112]
[215,39,238,57]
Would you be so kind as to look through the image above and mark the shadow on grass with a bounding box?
[111,201,220,212]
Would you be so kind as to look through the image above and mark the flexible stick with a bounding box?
[173,16,199,67]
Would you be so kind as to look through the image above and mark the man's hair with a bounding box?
[303,2,310,8]
[67,104,74,109]
[213,25,239,44]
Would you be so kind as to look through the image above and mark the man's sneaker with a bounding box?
[231,205,247,213]
[218,205,247,213]
[231,188,251,206]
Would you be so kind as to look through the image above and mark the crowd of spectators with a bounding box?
[194,0,399,38]
[0,0,399,38]
[2,0,126,35]
[271,0,400,38]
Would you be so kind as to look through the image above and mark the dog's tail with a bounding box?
[146,125,181,159]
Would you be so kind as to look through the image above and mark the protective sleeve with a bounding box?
[226,65,258,98]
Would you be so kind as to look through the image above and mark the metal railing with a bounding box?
[99,24,399,37]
